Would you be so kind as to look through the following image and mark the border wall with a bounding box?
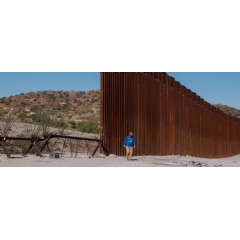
[100,72,240,158]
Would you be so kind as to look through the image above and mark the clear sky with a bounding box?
[0,72,100,97]
[0,72,239,110]
[167,72,240,110]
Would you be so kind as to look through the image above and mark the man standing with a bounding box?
[124,132,136,160]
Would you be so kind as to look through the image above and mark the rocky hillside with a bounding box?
[214,104,240,118]
[0,90,100,134]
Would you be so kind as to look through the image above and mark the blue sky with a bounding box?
[0,72,100,97]
[0,72,239,109]
[167,72,240,109]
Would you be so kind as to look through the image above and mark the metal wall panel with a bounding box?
[100,72,240,158]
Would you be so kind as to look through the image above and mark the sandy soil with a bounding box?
[1,153,240,167]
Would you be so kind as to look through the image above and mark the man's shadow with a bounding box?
[129,158,138,161]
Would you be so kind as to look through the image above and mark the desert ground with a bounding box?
[1,153,240,167]
[2,122,240,167]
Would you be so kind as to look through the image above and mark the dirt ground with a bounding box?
[1,153,240,167]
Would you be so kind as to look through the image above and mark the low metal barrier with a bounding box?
[0,134,106,159]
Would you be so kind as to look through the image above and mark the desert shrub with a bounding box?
[90,98,99,104]
[8,134,30,154]
[18,110,27,121]
[77,121,100,134]
[70,121,77,129]
[21,101,27,106]
[51,114,68,134]
[30,105,39,112]
[0,110,19,136]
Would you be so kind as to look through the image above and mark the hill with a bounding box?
[214,104,240,118]
[0,90,100,135]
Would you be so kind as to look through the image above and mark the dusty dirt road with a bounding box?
[1,153,240,167]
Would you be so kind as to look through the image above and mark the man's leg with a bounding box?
[129,147,133,160]
[126,147,130,160]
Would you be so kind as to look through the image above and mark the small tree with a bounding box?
[0,110,19,136]
[52,113,68,135]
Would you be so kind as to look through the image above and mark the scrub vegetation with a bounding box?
[0,90,100,135]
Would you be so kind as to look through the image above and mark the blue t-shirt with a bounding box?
[124,136,136,147]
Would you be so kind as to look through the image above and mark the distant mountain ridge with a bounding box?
[214,104,240,118]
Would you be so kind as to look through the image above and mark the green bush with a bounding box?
[77,121,100,134]
[18,110,27,121]
[8,134,29,154]
[70,121,77,129]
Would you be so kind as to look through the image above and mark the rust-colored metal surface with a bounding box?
[100,72,240,158]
